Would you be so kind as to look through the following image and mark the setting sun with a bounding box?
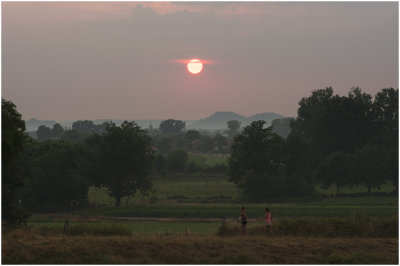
[187,59,203,74]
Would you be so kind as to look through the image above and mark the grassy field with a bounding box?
[3,228,398,264]
[187,152,229,167]
[26,214,397,237]
[79,195,399,219]
[88,176,396,207]
[8,152,397,264]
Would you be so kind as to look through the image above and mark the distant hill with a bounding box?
[188,111,284,130]
[188,111,247,130]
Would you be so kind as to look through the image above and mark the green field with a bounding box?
[88,175,242,206]
[11,151,398,264]
[88,176,396,207]
[87,152,396,206]
[187,152,229,167]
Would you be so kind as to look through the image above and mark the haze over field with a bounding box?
[2,2,398,121]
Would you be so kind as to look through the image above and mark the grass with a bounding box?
[217,216,398,238]
[3,227,398,264]
[29,220,221,235]
[88,175,241,206]
[315,182,396,195]
[27,214,398,238]
[187,152,229,167]
[77,196,399,218]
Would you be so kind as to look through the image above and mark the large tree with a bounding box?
[18,140,91,211]
[315,152,355,195]
[2,98,29,224]
[372,88,398,148]
[353,145,389,194]
[166,149,188,173]
[159,119,185,134]
[86,121,154,206]
[291,87,374,164]
[37,125,52,140]
[228,120,288,201]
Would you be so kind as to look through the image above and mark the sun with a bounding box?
[187,59,203,75]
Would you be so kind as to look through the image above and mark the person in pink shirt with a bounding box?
[264,207,274,236]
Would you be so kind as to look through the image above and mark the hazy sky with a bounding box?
[2,2,398,121]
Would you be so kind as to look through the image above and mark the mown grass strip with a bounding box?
[2,228,398,264]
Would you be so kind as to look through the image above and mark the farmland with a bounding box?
[3,154,398,264]
[3,229,398,264]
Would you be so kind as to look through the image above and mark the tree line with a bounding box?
[228,87,398,201]
[2,86,398,224]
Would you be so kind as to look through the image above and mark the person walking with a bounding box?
[264,207,273,236]
[239,206,248,234]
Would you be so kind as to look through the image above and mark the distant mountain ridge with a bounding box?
[187,111,284,130]
[25,111,284,131]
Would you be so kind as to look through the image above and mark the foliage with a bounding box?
[72,120,107,135]
[316,152,355,194]
[18,140,91,212]
[166,149,188,173]
[52,123,65,138]
[289,87,398,191]
[159,119,185,134]
[352,145,391,194]
[185,129,201,142]
[36,125,52,140]
[271,117,293,138]
[85,121,154,206]
[227,120,241,137]
[229,120,313,201]
[372,88,398,148]
[2,98,30,224]
[154,153,166,173]
[156,137,172,154]
[291,87,375,162]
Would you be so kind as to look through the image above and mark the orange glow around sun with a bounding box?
[187,59,203,74]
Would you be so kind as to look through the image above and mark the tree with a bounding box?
[166,149,188,173]
[159,119,185,134]
[157,137,172,154]
[37,125,52,140]
[2,98,29,224]
[52,123,64,138]
[154,153,166,174]
[228,121,287,201]
[372,88,398,148]
[86,121,154,206]
[62,129,83,143]
[271,118,293,138]
[185,130,201,142]
[315,152,354,195]
[229,121,276,180]
[290,87,374,166]
[227,120,241,137]
[72,120,96,135]
[384,148,399,194]
[18,140,91,211]
[353,145,389,194]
